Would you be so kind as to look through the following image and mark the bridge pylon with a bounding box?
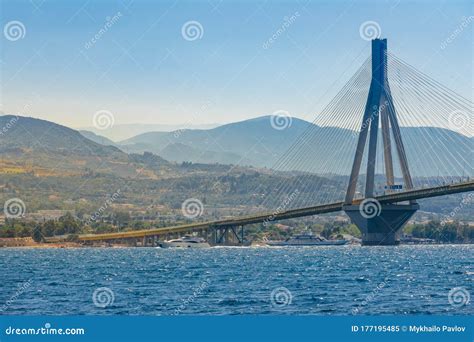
[343,38,419,246]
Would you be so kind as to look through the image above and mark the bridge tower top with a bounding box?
[371,38,388,85]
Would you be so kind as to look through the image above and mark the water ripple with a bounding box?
[0,245,472,315]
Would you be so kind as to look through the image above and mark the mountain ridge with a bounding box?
[1,114,471,177]
[115,115,472,176]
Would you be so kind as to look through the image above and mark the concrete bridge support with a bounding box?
[344,203,419,245]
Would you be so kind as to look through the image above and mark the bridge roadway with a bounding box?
[47,180,473,243]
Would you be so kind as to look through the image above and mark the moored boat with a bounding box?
[159,235,210,248]
[266,232,348,246]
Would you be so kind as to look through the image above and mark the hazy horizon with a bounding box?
[1,112,472,143]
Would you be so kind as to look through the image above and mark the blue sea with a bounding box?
[0,245,472,315]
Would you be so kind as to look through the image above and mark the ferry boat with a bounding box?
[159,235,211,248]
[266,232,348,247]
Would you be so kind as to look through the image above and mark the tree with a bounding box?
[42,220,57,237]
[32,228,43,242]
[114,211,131,228]
[18,225,31,237]
[59,212,80,234]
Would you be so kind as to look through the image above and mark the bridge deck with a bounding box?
[46,181,473,243]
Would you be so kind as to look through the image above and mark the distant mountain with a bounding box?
[79,130,120,148]
[120,116,310,167]
[0,115,168,177]
[159,143,251,165]
[0,115,123,157]
[77,123,220,141]
[1,115,471,177]
[118,115,472,176]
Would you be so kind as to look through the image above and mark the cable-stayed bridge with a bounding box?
[47,38,473,246]
[51,180,473,244]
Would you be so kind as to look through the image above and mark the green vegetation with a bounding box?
[0,211,185,241]
[404,221,474,243]
[1,213,473,244]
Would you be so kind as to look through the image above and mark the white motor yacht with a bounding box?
[159,235,210,248]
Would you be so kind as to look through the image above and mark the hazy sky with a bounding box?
[1,0,472,128]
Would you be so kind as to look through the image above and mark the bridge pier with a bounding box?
[215,227,229,245]
[212,226,245,246]
[230,226,244,245]
[344,203,419,245]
